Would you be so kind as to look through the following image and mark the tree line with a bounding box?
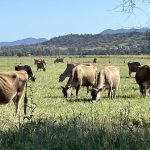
[0,32,149,56]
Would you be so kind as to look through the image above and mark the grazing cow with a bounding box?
[128,61,141,77]
[34,59,46,65]
[135,65,150,96]
[54,57,64,63]
[59,63,76,82]
[59,63,96,82]
[0,70,28,116]
[15,65,36,81]
[37,61,46,71]
[91,66,120,101]
[61,65,97,98]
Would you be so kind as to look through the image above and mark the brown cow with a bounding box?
[0,70,28,116]
[135,65,150,96]
[91,66,120,101]
[61,65,97,98]
[128,61,141,77]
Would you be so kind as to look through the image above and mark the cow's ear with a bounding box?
[98,88,103,92]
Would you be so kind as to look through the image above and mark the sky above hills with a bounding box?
[0,0,150,41]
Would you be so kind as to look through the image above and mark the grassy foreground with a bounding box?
[0,55,150,150]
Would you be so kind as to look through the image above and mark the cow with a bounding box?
[34,59,46,65]
[59,63,76,82]
[59,63,96,82]
[15,65,36,82]
[34,59,40,64]
[93,58,97,63]
[54,57,64,63]
[0,70,28,116]
[91,66,120,101]
[37,60,46,71]
[128,61,141,77]
[135,65,150,96]
[61,65,97,98]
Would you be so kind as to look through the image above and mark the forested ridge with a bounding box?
[0,32,149,56]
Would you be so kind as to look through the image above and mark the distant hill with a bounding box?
[0,38,47,46]
[100,28,149,34]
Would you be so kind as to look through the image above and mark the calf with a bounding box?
[0,70,28,116]
[61,65,97,98]
[135,65,150,96]
[91,66,120,101]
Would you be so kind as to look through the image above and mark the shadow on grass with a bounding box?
[66,97,92,103]
[121,76,135,79]
[1,115,150,150]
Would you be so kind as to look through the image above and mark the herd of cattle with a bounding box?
[60,61,150,100]
[0,58,150,117]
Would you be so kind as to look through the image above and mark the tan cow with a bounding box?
[128,61,141,77]
[0,70,28,116]
[61,65,97,98]
[135,65,150,96]
[59,63,94,82]
[91,66,120,101]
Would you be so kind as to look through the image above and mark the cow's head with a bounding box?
[59,74,65,82]
[91,88,103,101]
[61,86,71,98]
[30,75,36,82]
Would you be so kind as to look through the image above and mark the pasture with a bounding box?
[0,55,150,149]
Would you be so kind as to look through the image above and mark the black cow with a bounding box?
[15,65,36,81]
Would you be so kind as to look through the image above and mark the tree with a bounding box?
[120,0,150,14]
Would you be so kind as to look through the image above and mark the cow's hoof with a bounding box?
[92,100,97,103]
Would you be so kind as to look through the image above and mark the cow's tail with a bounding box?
[24,82,28,115]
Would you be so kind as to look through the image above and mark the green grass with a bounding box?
[0,55,150,149]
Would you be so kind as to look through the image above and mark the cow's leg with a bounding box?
[143,86,146,96]
[139,84,146,96]
[87,86,90,95]
[113,88,116,99]
[108,88,113,99]
[76,85,80,97]
[13,94,21,117]
[129,71,131,77]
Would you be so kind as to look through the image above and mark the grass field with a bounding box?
[0,55,150,150]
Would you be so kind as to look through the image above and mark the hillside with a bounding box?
[100,28,148,34]
[0,32,149,55]
[42,32,149,48]
[0,38,47,46]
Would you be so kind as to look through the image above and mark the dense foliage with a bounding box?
[0,32,149,56]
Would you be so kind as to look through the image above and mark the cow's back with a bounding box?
[70,65,97,86]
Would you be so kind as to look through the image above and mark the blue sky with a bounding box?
[0,0,149,41]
